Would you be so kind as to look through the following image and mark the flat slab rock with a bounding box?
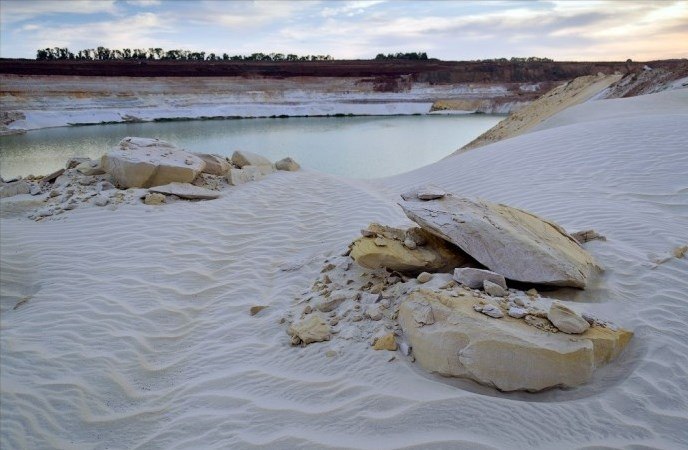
[102,137,205,188]
[398,289,632,392]
[399,189,600,288]
[149,182,220,200]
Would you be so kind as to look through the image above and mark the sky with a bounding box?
[1,0,686,61]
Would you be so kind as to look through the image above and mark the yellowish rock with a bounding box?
[288,314,331,345]
[249,305,268,316]
[398,289,632,392]
[373,333,398,351]
[350,225,471,274]
[144,193,166,205]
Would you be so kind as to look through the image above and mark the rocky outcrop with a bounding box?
[148,182,220,200]
[400,190,600,288]
[101,137,205,188]
[398,289,632,392]
[349,223,472,274]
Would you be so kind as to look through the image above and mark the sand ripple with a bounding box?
[2,94,688,448]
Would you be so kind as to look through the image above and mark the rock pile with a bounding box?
[285,185,631,392]
[0,137,300,221]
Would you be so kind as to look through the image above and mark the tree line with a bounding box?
[375,52,429,60]
[35,47,335,62]
[35,47,435,62]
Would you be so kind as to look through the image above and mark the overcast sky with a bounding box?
[1,0,686,61]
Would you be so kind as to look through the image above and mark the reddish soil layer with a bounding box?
[1,58,685,83]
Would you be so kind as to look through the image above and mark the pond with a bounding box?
[0,114,502,180]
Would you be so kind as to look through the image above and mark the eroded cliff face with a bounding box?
[1,59,685,134]
[0,75,555,133]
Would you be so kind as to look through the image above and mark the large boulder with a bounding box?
[349,223,472,274]
[231,150,272,168]
[399,190,600,288]
[148,182,220,200]
[0,180,30,198]
[398,289,632,392]
[194,153,231,176]
[101,137,205,188]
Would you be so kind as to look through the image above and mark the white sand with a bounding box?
[2,90,687,448]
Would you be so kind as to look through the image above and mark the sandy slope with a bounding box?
[1,90,687,449]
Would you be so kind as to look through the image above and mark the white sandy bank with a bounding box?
[1,90,687,448]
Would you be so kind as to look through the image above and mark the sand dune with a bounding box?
[2,90,687,448]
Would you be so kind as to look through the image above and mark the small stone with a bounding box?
[399,342,411,356]
[321,263,336,272]
[508,306,528,319]
[185,158,194,165]
[93,195,109,207]
[144,193,166,205]
[483,280,507,297]
[250,305,268,316]
[361,229,376,237]
[287,314,330,345]
[514,297,527,306]
[351,314,363,322]
[403,238,417,250]
[475,303,504,318]
[454,268,507,290]
[373,332,397,351]
[360,292,380,304]
[316,290,350,312]
[526,288,539,297]
[365,305,383,321]
[547,302,590,334]
[417,272,433,284]
[303,305,312,315]
[325,350,337,357]
[373,237,387,247]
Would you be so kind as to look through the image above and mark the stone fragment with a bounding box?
[483,280,507,297]
[373,333,397,351]
[417,272,433,283]
[365,305,383,321]
[40,168,65,184]
[76,160,105,176]
[547,302,590,334]
[526,288,539,297]
[275,157,300,171]
[454,268,507,290]
[508,306,528,319]
[149,182,220,200]
[144,193,166,205]
[398,289,633,392]
[93,195,109,207]
[288,314,331,345]
[66,157,90,169]
[400,191,600,288]
[250,305,268,316]
[315,290,351,312]
[194,153,231,176]
[474,303,504,318]
[401,185,446,201]
[571,229,606,244]
[101,137,205,188]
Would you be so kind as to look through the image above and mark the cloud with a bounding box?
[1,0,685,60]
[0,0,118,24]
[126,0,162,6]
